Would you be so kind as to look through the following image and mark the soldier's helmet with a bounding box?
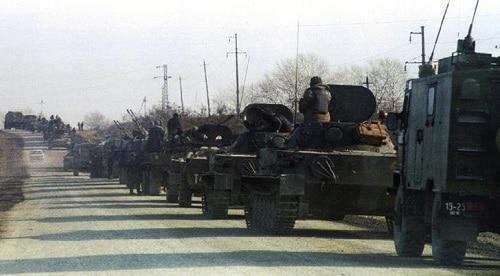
[310,76,323,87]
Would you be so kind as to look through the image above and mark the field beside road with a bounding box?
[0,133,498,275]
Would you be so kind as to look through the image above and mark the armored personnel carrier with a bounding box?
[200,104,293,218]
[71,143,95,176]
[388,32,500,265]
[243,85,397,234]
[167,124,233,206]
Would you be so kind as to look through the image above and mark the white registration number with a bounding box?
[445,202,466,216]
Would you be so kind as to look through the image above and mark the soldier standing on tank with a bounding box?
[146,121,165,152]
[287,76,332,147]
[299,76,332,123]
[167,113,182,140]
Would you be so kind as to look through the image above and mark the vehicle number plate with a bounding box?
[444,202,466,216]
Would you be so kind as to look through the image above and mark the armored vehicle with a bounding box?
[22,115,37,132]
[201,104,293,218]
[71,143,95,176]
[167,124,233,206]
[388,34,500,265]
[243,85,397,234]
[4,112,24,130]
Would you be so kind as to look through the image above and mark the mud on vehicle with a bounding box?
[243,85,398,235]
[388,34,500,266]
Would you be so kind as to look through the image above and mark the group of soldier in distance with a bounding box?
[7,26,499,267]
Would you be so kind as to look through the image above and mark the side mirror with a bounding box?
[386,112,399,131]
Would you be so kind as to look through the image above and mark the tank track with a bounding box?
[202,189,230,219]
[245,193,298,235]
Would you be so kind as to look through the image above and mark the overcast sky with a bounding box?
[1,0,499,125]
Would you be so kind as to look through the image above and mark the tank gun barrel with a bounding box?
[126,109,147,136]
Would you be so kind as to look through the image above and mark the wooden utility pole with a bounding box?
[178,76,184,113]
[227,33,246,116]
[203,60,211,117]
[361,76,373,90]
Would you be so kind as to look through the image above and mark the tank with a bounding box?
[243,85,397,234]
[166,124,233,206]
[388,34,500,266]
[4,112,24,130]
[200,103,293,218]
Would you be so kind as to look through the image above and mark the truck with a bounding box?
[388,32,500,265]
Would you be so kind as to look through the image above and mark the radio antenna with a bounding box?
[428,0,450,63]
[467,0,480,38]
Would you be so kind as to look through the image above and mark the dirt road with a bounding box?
[0,147,499,275]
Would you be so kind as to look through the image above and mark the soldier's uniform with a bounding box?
[167,113,182,140]
[299,76,332,123]
[146,122,165,152]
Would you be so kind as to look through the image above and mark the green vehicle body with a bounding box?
[390,36,500,265]
[200,104,293,219]
[71,143,95,176]
[242,85,398,234]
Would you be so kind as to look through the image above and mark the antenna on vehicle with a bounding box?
[459,0,480,53]
[428,0,450,63]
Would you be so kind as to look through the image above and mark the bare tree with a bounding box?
[83,111,111,131]
[235,53,331,110]
[332,58,406,112]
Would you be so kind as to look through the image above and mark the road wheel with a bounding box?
[148,169,162,196]
[245,192,298,235]
[202,189,229,219]
[72,169,79,176]
[393,185,426,257]
[431,193,467,266]
[166,182,179,203]
[178,186,192,207]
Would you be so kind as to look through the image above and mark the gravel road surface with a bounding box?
[0,147,498,275]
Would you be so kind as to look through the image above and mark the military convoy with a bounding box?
[58,7,498,267]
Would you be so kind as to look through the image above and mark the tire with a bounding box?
[393,185,426,257]
[431,193,467,266]
[245,192,298,235]
[202,189,229,219]
[72,169,79,176]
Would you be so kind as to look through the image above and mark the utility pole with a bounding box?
[154,64,172,112]
[294,21,300,124]
[410,26,426,66]
[203,60,211,117]
[39,99,45,117]
[227,33,246,116]
[178,76,184,114]
[360,76,373,90]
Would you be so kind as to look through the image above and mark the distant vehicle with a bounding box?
[29,150,45,161]
[22,115,37,132]
[4,111,24,129]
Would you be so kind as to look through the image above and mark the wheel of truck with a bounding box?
[393,185,426,257]
[245,192,298,235]
[166,182,179,203]
[178,186,192,207]
[431,193,467,266]
[72,169,79,176]
[202,189,229,219]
